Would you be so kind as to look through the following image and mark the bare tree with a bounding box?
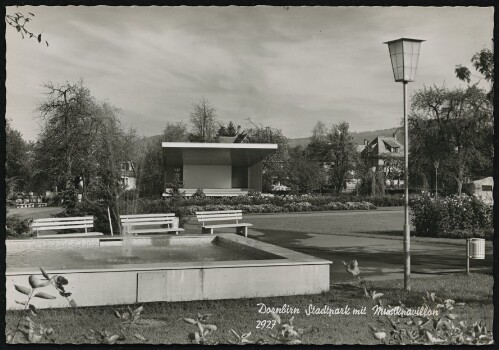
[188,98,219,142]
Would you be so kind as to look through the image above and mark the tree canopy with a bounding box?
[6,119,33,196]
[246,121,289,192]
[33,80,138,224]
[409,84,492,194]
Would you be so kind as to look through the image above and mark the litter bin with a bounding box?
[469,238,485,260]
[466,238,485,274]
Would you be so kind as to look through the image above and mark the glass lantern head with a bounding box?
[385,38,424,82]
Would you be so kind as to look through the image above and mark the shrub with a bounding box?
[247,189,262,198]
[55,200,115,234]
[6,214,35,238]
[192,188,206,198]
[410,193,492,239]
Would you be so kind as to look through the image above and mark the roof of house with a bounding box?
[362,136,403,158]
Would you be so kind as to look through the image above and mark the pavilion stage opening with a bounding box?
[162,142,278,197]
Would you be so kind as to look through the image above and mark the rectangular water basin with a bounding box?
[6,234,331,309]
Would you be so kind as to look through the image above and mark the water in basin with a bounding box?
[7,239,283,270]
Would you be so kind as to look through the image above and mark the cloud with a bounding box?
[6,6,493,141]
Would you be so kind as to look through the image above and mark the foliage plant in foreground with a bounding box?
[369,292,494,345]
[182,313,218,344]
[7,268,76,343]
[341,258,493,345]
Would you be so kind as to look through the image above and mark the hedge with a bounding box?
[410,193,493,240]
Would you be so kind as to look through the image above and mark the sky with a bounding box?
[6,6,494,141]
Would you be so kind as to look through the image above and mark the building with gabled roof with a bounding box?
[361,136,404,169]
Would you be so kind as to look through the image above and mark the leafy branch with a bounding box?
[5,11,48,46]
[7,268,74,343]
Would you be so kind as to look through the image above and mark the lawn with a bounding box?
[5,273,493,345]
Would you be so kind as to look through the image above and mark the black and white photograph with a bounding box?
[4,4,494,345]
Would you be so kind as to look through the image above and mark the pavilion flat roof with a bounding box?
[162,142,277,149]
[162,142,278,167]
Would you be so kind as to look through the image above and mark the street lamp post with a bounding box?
[384,38,424,291]
[434,161,439,199]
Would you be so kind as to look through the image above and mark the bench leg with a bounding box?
[244,226,248,237]
[201,228,215,235]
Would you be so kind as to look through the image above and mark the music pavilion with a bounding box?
[162,142,278,197]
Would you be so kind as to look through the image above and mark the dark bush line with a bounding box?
[410,193,493,240]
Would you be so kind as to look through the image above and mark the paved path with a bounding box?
[240,209,493,284]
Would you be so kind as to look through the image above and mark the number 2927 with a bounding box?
[256,320,277,329]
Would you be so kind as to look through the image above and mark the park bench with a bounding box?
[195,210,252,237]
[120,213,184,235]
[16,203,35,209]
[31,216,102,237]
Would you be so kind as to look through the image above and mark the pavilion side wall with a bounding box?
[248,161,263,192]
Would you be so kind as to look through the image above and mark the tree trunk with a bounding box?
[456,164,465,195]
[457,180,463,196]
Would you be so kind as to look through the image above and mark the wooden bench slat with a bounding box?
[197,213,243,218]
[32,220,94,227]
[196,210,242,215]
[33,224,94,231]
[120,214,174,219]
[36,232,104,238]
[121,217,176,223]
[204,223,252,229]
[122,221,174,227]
[33,216,93,222]
[128,228,184,234]
[198,217,243,223]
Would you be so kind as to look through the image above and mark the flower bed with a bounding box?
[119,196,378,217]
[410,193,493,239]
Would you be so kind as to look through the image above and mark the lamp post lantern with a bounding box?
[384,38,424,291]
